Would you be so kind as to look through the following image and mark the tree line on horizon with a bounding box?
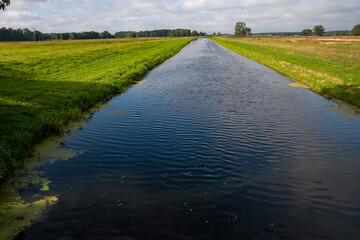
[234,22,360,37]
[270,24,360,36]
[0,27,207,41]
[115,29,206,38]
[300,24,360,36]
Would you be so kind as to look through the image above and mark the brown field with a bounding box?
[252,36,360,44]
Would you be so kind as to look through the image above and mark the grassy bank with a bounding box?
[211,36,360,107]
[0,37,195,179]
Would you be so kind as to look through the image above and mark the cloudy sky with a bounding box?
[1,0,359,34]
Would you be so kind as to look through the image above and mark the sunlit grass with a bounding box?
[211,36,360,108]
[0,37,196,179]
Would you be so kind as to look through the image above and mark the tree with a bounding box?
[313,25,325,36]
[350,24,360,36]
[100,31,110,39]
[235,22,251,36]
[0,0,10,11]
[115,29,191,38]
[191,30,199,36]
[301,29,313,36]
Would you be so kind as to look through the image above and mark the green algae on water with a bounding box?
[0,117,87,239]
[134,80,147,86]
[0,176,58,240]
[33,134,83,165]
[40,185,50,192]
[107,110,123,117]
[0,155,58,240]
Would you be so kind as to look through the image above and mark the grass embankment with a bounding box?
[0,37,195,179]
[211,36,360,107]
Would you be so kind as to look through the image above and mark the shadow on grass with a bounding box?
[0,63,151,180]
[0,65,117,180]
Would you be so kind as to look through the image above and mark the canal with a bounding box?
[9,39,360,239]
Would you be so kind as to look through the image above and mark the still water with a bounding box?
[15,39,360,239]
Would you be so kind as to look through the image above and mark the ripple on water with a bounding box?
[13,39,360,240]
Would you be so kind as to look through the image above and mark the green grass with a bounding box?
[0,37,196,179]
[211,36,360,107]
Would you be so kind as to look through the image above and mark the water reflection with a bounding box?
[324,101,360,119]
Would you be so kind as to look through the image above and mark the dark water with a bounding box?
[18,39,360,239]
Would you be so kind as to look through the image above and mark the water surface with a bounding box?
[15,39,360,239]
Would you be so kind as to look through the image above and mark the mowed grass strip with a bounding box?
[211,36,360,107]
[0,37,195,179]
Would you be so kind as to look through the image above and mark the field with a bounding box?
[0,37,195,179]
[211,36,360,108]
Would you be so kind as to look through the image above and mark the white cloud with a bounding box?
[0,0,359,33]
[5,10,38,18]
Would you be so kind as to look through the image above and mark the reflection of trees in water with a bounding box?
[324,101,360,119]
